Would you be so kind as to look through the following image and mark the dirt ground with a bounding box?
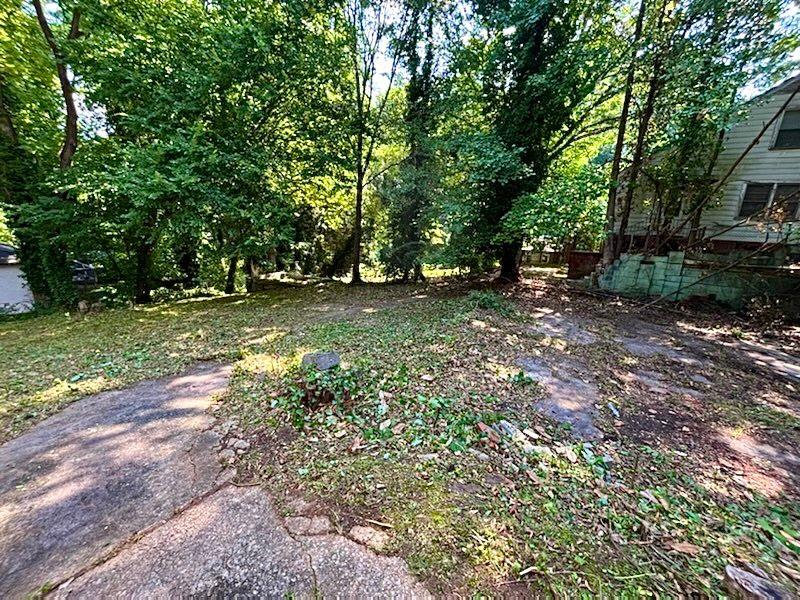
[512,274,800,501]
[228,271,800,595]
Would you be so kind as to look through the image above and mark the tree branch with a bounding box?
[32,1,80,169]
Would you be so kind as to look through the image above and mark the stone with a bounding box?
[724,565,789,600]
[497,419,524,441]
[232,439,250,451]
[301,351,341,371]
[515,356,603,441]
[528,445,553,456]
[522,428,540,440]
[467,448,490,461]
[285,496,316,516]
[349,525,390,551]
[218,419,238,434]
[285,515,332,536]
[219,449,236,463]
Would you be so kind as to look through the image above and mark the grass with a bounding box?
[0,282,412,441]
[2,274,798,596]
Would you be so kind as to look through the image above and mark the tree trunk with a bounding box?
[351,168,364,284]
[499,240,522,282]
[615,54,663,259]
[32,1,80,170]
[602,0,646,266]
[178,245,199,288]
[244,257,257,292]
[134,241,154,304]
[224,255,238,294]
[0,77,21,204]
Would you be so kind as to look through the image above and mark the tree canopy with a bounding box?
[0,0,797,304]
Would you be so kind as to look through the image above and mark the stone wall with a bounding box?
[598,251,800,310]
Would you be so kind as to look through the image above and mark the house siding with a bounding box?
[702,83,800,244]
[0,265,34,313]
[619,78,800,246]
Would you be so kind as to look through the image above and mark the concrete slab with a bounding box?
[725,339,800,383]
[0,363,232,599]
[53,486,430,599]
[0,362,429,599]
[531,313,597,345]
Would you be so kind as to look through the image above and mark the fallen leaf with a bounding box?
[666,541,702,556]
[477,422,501,444]
[525,469,543,485]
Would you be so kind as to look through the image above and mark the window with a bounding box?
[773,184,800,221]
[774,109,800,149]
[738,183,772,218]
[738,182,800,221]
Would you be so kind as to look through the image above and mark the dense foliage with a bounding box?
[0,0,796,304]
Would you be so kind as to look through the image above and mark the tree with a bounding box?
[602,0,646,265]
[31,0,80,169]
[35,0,347,302]
[504,136,612,257]
[1,0,77,303]
[467,0,622,280]
[380,0,441,281]
[611,0,795,257]
[342,0,406,284]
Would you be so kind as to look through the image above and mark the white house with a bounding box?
[703,75,800,246]
[624,74,800,252]
[0,244,34,313]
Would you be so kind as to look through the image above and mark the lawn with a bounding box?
[1,271,798,596]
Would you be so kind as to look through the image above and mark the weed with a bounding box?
[467,290,513,317]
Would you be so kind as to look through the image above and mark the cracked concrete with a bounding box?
[531,312,597,345]
[0,363,231,598]
[0,363,429,599]
[53,486,429,598]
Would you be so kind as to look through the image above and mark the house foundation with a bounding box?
[597,251,800,311]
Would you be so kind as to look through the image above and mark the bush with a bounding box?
[467,289,513,317]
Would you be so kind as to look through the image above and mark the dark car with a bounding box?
[0,244,97,284]
[71,260,98,285]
